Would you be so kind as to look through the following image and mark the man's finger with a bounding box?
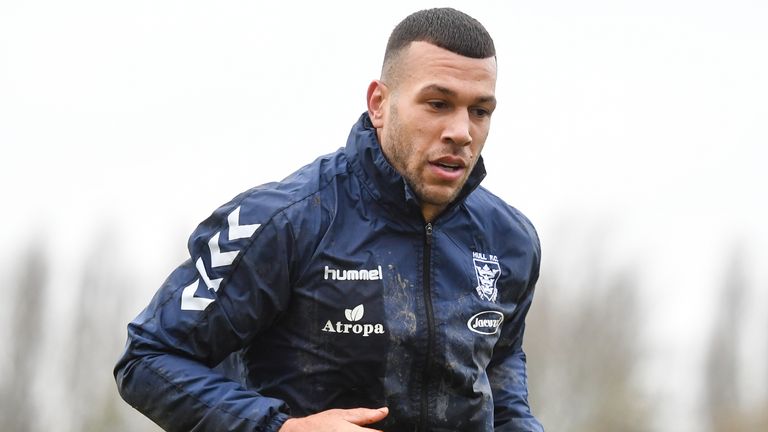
[339,407,389,425]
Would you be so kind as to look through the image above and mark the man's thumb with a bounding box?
[342,407,389,425]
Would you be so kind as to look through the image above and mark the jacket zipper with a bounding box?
[419,222,435,431]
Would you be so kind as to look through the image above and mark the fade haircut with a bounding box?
[381,8,496,84]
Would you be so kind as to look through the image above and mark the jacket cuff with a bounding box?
[495,417,545,432]
[265,412,291,432]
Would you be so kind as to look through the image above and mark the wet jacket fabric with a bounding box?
[114,113,544,431]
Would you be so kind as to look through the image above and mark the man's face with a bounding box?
[369,41,497,221]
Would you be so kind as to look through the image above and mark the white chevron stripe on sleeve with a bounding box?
[195,257,223,292]
[180,280,214,311]
[208,232,238,268]
[180,251,229,311]
[227,206,261,240]
[181,205,261,312]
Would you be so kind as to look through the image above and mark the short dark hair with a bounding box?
[381,8,495,81]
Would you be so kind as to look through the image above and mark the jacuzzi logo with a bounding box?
[467,310,504,335]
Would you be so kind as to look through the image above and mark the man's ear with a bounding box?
[367,80,388,128]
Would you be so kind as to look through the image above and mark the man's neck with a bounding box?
[421,204,445,223]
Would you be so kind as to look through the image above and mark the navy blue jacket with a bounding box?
[115,113,543,431]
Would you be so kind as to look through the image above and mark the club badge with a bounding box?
[473,251,500,302]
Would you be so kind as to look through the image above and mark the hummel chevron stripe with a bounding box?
[209,232,238,267]
[180,280,214,311]
[195,257,222,292]
[227,206,260,240]
[180,205,261,311]
[180,258,222,311]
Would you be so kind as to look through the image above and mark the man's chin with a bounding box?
[418,188,461,209]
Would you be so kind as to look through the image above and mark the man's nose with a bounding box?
[441,110,472,146]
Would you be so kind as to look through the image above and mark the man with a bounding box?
[115,7,543,432]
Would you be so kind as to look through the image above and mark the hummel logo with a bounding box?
[324,265,383,281]
[322,304,385,337]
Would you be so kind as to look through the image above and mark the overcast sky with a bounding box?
[1,1,766,430]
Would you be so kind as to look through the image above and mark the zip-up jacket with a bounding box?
[114,113,544,431]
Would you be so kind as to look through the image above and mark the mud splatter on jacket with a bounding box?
[115,113,544,431]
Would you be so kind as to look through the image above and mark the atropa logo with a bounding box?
[467,310,504,335]
[321,304,385,337]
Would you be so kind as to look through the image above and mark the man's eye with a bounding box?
[471,107,491,118]
[428,101,448,110]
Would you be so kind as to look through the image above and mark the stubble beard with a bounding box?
[384,106,463,209]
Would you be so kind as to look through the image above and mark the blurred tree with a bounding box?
[0,242,47,432]
[705,246,742,430]
[705,246,767,431]
[526,259,648,431]
[66,228,162,432]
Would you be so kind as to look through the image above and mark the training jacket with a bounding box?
[114,113,544,432]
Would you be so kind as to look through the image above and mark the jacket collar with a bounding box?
[345,112,487,221]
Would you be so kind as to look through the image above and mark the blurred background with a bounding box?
[1,1,766,431]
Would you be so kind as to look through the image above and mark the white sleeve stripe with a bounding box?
[180,281,215,311]
[196,257,223,292]
[228,206,261,240]
[209,232,238,268]
[180,205,261,312]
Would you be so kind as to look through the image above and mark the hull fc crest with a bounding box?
[473,251,501,302]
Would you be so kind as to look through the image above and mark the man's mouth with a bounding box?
[432,156,466,171]
[428,157,468,182]
[435,161,461,171]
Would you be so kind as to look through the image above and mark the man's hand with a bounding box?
[279,407,389,431]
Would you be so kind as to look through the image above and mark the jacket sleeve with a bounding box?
[488,218,544,432]
[114,194,296,432]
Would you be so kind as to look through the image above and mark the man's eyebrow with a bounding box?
[419,84,497,105]
[420,84,458,98]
